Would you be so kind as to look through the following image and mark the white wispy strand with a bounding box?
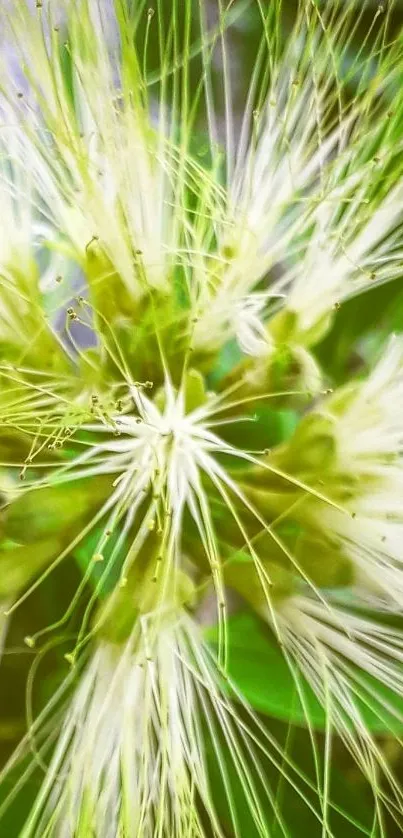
[313,337,403,604]
[13,603,342,838]
[0,123,58,351]
[20,615,217,838]
[0,128,36,271]
[333,335,403,468]
[284,181,403,335]
[276,593,403,830]
[192,21,344,349]
[193,8,403,354]
[0,1,181,299]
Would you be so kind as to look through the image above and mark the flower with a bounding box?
[1,1,403,835]
[276,593,403,822]
[192,6,403,356]
[4,586,317,837]
[19,608,218,838]
[292,337,403,604]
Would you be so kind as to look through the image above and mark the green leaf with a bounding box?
[217,406,299,452]
[4,479,110,544]
[255,407,299,447]
[206,611,403,734]
[316,277,403,383]
[0,539,62,598]
[206,611,326,729]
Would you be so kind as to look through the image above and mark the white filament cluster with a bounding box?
[20,616,214,838]
[312,338,403,604]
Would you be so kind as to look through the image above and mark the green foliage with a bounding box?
[208,611,403,736]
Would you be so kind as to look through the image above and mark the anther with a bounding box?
[85,235,99,253]
[67,307,78,321]
[64,652,76,666]
[24,636,35,648]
